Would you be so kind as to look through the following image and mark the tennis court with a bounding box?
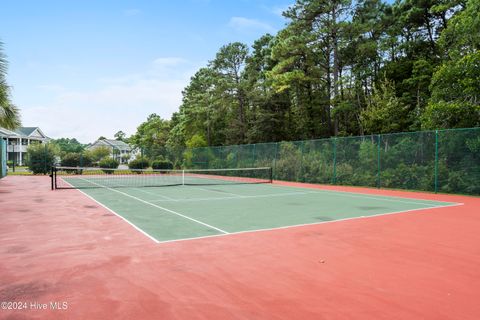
[52,166,460,243]
[2,174,480,319]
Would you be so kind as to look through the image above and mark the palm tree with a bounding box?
[0,40,21,129]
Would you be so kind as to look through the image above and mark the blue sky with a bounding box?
[1,0,290,143]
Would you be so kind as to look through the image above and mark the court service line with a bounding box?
[77,178,229,235]
[133,187,179,201]
[195,186,245,198]
[149,191,318,203]
[62,180,161,243]
[155,202,464,244]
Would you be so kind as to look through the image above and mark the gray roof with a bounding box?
[0,126,49,140]
[90,139,131,150]
[103,139,130,147]
[15,127,38,136]
[0,127,18,137]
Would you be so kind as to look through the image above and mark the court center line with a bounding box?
[133,187,179,201]
[77,178,229,234]
[195,186,245,198]
[149,191,319,203]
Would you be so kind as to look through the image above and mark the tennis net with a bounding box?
[51,166,273,190]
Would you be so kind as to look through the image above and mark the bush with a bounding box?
[84,146,111,163]
[99,158,119,174]
[128,158,150,170]
[61,153,92,168]
[152,160,173,171]
[26,143,58,174]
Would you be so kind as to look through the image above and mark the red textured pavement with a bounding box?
[1,175,479,319]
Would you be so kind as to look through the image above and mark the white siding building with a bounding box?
[87,139,134,164]
[0,127,50,165]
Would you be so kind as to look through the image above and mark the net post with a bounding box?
[269,167,273,183]
[434,130,439,193]
[50,166,54,190]
[182,169,185,186]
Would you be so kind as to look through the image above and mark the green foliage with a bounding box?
[26,143,57,174]
[128,158,150,170]
[85,146,111,162]
[130,113,170,160]
[422,51,480,129]
[186,134,208,149]
[0,41,21,130]
[114,130,128,142]
[360,78,408,133]
[98,158,119,174]
[60,152,92,167]
[152,160,174,170]
[439,0,480,58]
[422,101,480,129]
[52,138,85,154]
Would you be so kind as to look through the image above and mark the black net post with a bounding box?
[50,166,54,190]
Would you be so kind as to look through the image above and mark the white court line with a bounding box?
[60,177,161,243]
[77,177,229,235]
[156,202,465,244]
[149,191,319,203]
[195,186,245,198]
[133,187,179,201]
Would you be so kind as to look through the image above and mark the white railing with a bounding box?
[7,145,28,152]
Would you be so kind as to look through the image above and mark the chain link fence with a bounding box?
[8,127,478,195]
[186,127,480,195]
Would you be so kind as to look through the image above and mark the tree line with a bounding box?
[130,0,479,155]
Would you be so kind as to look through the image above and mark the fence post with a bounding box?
[273,142,279,181]
[434,130,439,193]
[252,144,256,167]
[332,138,337,185]
[299,141,305,182]
[377,134,381,188]
[44,144,47,175]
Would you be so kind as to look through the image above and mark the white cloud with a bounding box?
[22,58,199,143]
[228,17,275,33]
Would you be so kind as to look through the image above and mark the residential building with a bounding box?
[87,139,133,164]
[0,127,50,165]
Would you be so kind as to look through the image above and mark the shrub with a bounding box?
[152,160,173,171]
[61,152,92,168]
[84,146,111,162]
[128,158,150,170]
[99,158,119,174]
[26,143,58,174]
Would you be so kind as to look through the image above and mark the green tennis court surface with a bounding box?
[71,181,459,243]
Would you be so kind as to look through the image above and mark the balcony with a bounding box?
[7,145,28,152]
